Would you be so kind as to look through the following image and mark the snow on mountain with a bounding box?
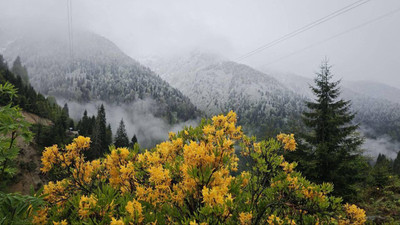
[1,30,200,147]
[143,52,306,136]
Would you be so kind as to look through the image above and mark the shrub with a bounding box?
[34,111,366,224]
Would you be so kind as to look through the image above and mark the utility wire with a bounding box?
[69,0,73,60]
[264,6,400,66]
[67,0,73,63]
[235,0,371,61]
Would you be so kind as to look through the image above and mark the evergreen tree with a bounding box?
[393,151,400,176]
[77,110,89,136]
[114,119,129,148]
[0,55,7,70]
[369,153,392,187]
[300,61,366,199]
[106,124,113,148]
[130,134,138,148]
[11,56,29,84]
[88,104,108,159]
[62,103,69,117]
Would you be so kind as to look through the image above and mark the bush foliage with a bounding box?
[32,111,367,224]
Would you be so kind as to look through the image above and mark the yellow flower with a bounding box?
[267,215,283,225]
[342,204,366,225]
[40,145,59,172]
[110,217,124,225]
[32,207,48,225]
[78,195,97,218]
[277,133,296,151]
[74,136,91,149]
[169,131,176,140]
[148,165,170,185]
[126,199,144,223]
[53,220,68,225]
[239,212,252,225]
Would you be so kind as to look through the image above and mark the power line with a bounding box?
[264,6,400,66]
[69,0,73,60]
[67,0,73,63]
[235,0,371,61]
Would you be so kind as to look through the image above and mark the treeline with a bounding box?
[74,104,138,160]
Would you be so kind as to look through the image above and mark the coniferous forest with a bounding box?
[1,1,400,224]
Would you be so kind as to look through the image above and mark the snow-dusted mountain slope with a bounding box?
[143,52,306,136]
[1,30,199,123]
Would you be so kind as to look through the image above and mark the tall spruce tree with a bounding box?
[130,134,138,148]
[106,124,113,148]
[88,104,108,159]
[77,110,90,136]
[301,61,366,199]
[393,151,400,176]
[114,119,129,148]
[11,56,29,84]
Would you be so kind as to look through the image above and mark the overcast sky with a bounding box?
[1,0,400,88]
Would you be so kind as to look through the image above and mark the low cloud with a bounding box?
[58,98,199,149]
[360,126,400,159]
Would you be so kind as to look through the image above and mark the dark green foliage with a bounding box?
[0,192,43,224]
[298,61,366,200]
[86,104,109,159]
[359,154,400,223]
[76,110,92,136]
[62,103,69,116]
[368,154,393,188]
[114,119,129,148]
[130,134,138,148]
[106,124,113,149]
[0,82,32,188]
[394,151,400,176]
[11,56,29,85]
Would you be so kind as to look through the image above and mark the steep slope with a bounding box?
[2,30,199,123]
[143,52,306,136]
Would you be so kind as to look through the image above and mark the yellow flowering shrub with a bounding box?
[33,111,366,224]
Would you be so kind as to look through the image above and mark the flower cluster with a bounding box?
[276,133,296,151]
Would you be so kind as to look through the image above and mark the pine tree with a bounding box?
[370,153,392,187]
[130,134,138,148]
[63,103,69,117]
[300,61,366,199]
[11,56,29,84]
[393,151,400,176]
[114,119,129,148]
[106,124,113,148]
[88,104,108,159]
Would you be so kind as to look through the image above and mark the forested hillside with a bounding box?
[3,31,199,123]
[143,52,306,137]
